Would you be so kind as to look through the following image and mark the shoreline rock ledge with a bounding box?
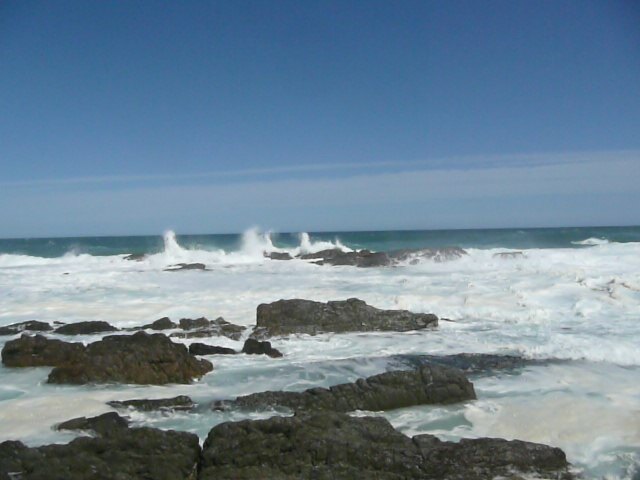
[252,298,438,337]
[200,412,576,480]
[213,364,476,412]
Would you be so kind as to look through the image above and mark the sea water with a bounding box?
[0,226,639,479]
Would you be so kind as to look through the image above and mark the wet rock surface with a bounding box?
[164,262,206,271]
[1,334,85,367]
[122,253,147,261]
[170,317,246,341]
[254,297,437,337]
[108,395,195,412]
[0,413,200,480]
[37,331,213,385]
[296,247,467,267]
[264,251,293,260]
[189,343,237,355]
[0,321,52,336]
[389,353,535,375]
[241,338,283,357]
[141,317,177,330]
[54,321,119,335]
[199,411,574,480]
[56,412,130,435]
[213,364,475,412]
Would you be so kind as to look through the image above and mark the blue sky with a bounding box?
[1,1,639,237]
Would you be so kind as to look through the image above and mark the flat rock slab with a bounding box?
[213,364,475,412]
[189,343,237,355]
[390,353,535,375]
[170,316,246,341]
[0,414,200,480]
[199,412,574,480]
[0,321,52,336]
[56,412,129,435]
[54,321,119,335]
[296,247,467,267]
[253,297,437,337]
[108,395,195,412]
[1,334,85,367]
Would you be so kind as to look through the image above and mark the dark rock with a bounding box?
[390,246,467,264]
[1,334,85,367]
[108,395,194,412]
[47,331,213,385]
[0,320,53,336]
[241,338,283,358]
[189,343,237,355]
[142,317,177,330]
[199,412,574,480]
[213,364,475,412]
[493,251,526,259]
[253,298,437,337]
[164,262,206,271]
[170,317,245,341]
[56,412,129,435]
[264,251,293,260]
[390,353,532,375]
[0,413,200,480]
[300,248,391,267]
[54,321,118,335]
[123,253,147,261]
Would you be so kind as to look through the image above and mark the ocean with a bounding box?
[1,226,639,479]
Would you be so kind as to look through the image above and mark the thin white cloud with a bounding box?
[1,149,637,189]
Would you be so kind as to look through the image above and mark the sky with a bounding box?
[1,0,639,237]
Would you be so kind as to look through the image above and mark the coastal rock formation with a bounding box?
[141,317,177,330]
[1,413,200,480]
[189,343,237,355]
[253,298,437,337]
[264,251,293,260]
[241,338,283,358]
[1,334,85,367]
[108,395,195,412]
[56,412,130,434]
[170,317,246,341]
[213,364,475,412]
[390,353,534,375]
[47,331,213,385]
[122,253,147,261]
[54,321,119,335]
[296,247,467,267]
[164,262,206,271]
[199,412,574,480]
[0,320,52,336]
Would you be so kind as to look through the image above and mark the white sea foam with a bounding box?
[1,234,639,477]
[573,237,611,245]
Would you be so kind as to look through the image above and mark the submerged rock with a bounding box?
[390,247,467,264]
[46,331,213,385]
[54,321,119,335]
[390,353,533,375]
[1,334,85,367]
[164,262,206,271]
[241,338,283,358]
[213,364,475,412]
[189,343,237,355]
[1,413,200,480]
[253,297,437,337]
[170,316,246,341]
[300,248,391,267]
[0,320,52,336]
[264,251,293,260]
[493,251,526,259]
[199,412,574,480]
[122,253,147,261]
[108,395,195,412]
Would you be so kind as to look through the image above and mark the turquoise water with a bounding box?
[1,225,639,257]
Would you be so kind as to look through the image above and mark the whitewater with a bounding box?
[0,227,639,479]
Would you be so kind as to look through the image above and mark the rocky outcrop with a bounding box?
[46,331,212,385]
[56,412,129,435]
[199,412,574,480]
[253,298,437,337]
[213,364,475,412]
[297,247,467,267]
[170,317,245,341]
[164,262,206,271]
[54,321,118,335]
[189,343,237,355]
[1,413,200,480]
[389,353,534,375]
[0,320,52,336]
[108,395,195,412]
[141,317,177,330]
[122,253,147,261]
[1,334,85,367]
[241,338,283,358]
[264,251,293,260]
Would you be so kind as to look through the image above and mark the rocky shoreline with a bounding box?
[0,298,579,479]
